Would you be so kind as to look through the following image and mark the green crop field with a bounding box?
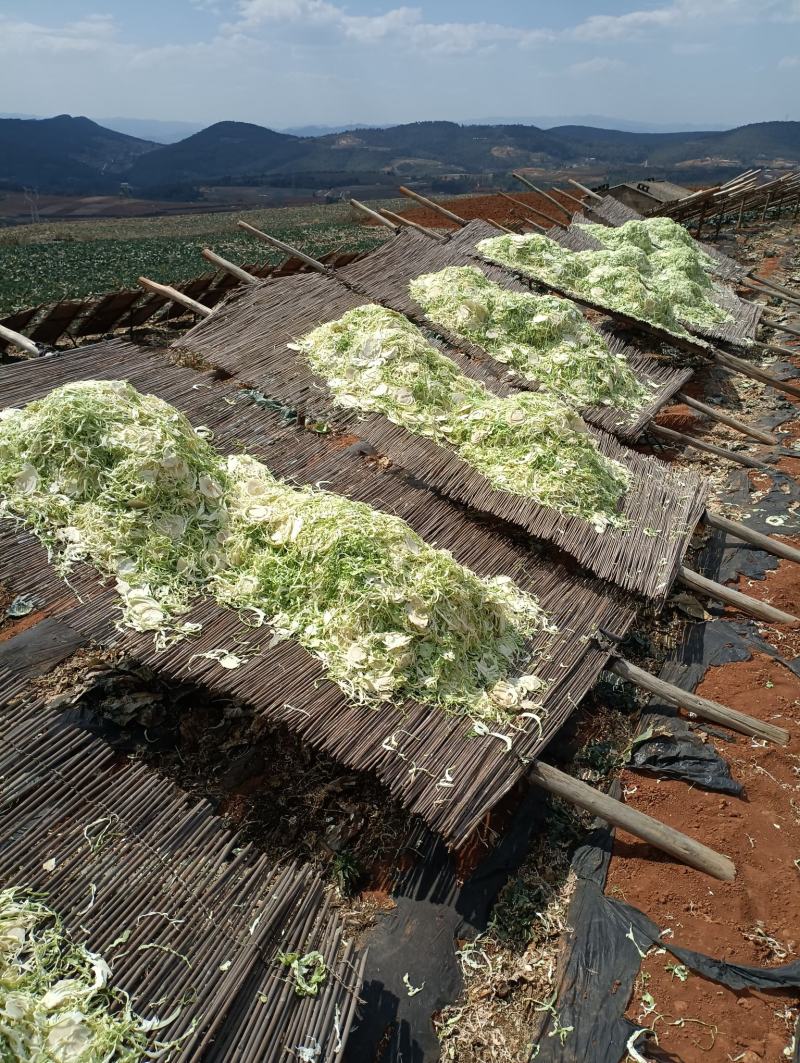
[0,199,408,315]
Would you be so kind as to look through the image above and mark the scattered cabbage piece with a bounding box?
[477,223,734,338]
[277,951,328,997]
[294,304,630,529]
[0,380,556,726]
[0,888,160,1060]
[409,264,652,411]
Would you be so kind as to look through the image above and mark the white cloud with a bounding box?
[568,57,627,76]
[0,14,116,54]
[778,54,800,66]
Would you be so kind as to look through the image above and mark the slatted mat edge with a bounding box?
[0,693,365,1062]
[0,341,638,845]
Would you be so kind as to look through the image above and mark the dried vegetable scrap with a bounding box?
[0,888,164,1061]
[408,264,652,410]
[476,218,734,338]
[294,304,630,530]
[0,380,554,726]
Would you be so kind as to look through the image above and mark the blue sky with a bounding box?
[2,1,799,130]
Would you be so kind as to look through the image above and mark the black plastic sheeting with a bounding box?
[345,787,551,1062]
[536,793,800,1062]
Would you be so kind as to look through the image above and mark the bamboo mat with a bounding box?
[0,691,365,1062]
[548,218,760,345]
[0,340,637,846]
[174,282,708,600]
[336,226,690,440]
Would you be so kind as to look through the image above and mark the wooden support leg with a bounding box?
[608,657,789,745]
[650,423,774,471]
[711,348,800,400]
[527,760,736,881]
[678,565,799,626]
[675,392,777,445]
[704,511,800,565]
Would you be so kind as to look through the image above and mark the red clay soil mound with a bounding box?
[365,189,581,231]
[608,651,800,1061]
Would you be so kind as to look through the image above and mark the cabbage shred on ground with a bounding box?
[0,381,554,726]
[476,220,734,338]
[294,305,630,529]
[0,888,156,1061]
[408,264,652,411]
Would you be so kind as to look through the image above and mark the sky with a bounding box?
[2,0,799,131]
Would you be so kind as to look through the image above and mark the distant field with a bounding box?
[0,199,408,314]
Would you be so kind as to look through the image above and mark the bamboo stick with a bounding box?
[349,198,397,230]
[711,348,800,399]
[650,423,774,471]
[487,218,515,234]
[510,174,572,218]
[674,392,777,445]
[137,277,212,318]
[526,760,735,881]
[378,208,444,240]
[705,510,800,565]
[397,186,466,225]
[521,215,549,233]
[608,657,789,745]
[0,323,39,357]
[677,565,799,625]
[498,191,565,229]
[201,248,258,285]
[751,273,800,300]
[237,221,332,275]
[739,280,800,310]
[568,179,604,202]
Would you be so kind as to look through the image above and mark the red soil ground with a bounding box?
[366,188,584,232]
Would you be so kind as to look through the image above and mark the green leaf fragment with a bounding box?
[277,951,328,997]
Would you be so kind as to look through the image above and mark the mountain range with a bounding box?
[1,115,799,198]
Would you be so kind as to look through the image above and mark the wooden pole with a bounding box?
[487,218,515,234]
[567,179,604,202]
[378,208,444,241]
[349,198,397,230]
[752,339,800,358]
[551,186,587,209]
[137,277,212,318]
[711,348,800,400]
[201,248,258,285]
[510,175,573,219]
[674,391,777,445]
[498,191,565,229]
[397,186,467,226]
[750,273,800,301]
[608,657,789,745]
[527,760,735,881]
[762,314,800,340]
[677,565,799,625]
[705,510,800,566]
[0,323,39,357]
[649,423,774,471]
[739,280,800,310]
[237,221,332,275]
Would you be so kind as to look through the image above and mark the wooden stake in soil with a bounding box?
[762,314,800,341]
[677,565,800,626]
[650,423,774,471]
[379,208,445,241]
[137,277,212,318]
[510,174,573,218]
[527,760,736,881]
[201,248,259,285]
[397,186,467,226]
[674,391,777,445]
[237,221,332,275]
[349,198,397,230]
[711,347,800,400]
[567,179,604,202]
[704,511,800,566]
[498,191,566,230]
[0,323,39,357]
[608,656,789,745]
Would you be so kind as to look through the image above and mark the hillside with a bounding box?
[0,115,157,194]
[2,115,799,197]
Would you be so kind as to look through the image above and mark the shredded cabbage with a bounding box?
[294,304,630,529]
[477,225,734,337]
[0,381,554,725]
[0,888,157,1061]
[408,264,652,411]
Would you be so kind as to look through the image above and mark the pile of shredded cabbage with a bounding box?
[0,380,554,724]
[476,227,733,338]
[408,264,652,411]
[293,304,630,529]
[0,888,157,1061]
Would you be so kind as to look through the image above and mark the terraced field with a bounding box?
[0,199,406,313]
